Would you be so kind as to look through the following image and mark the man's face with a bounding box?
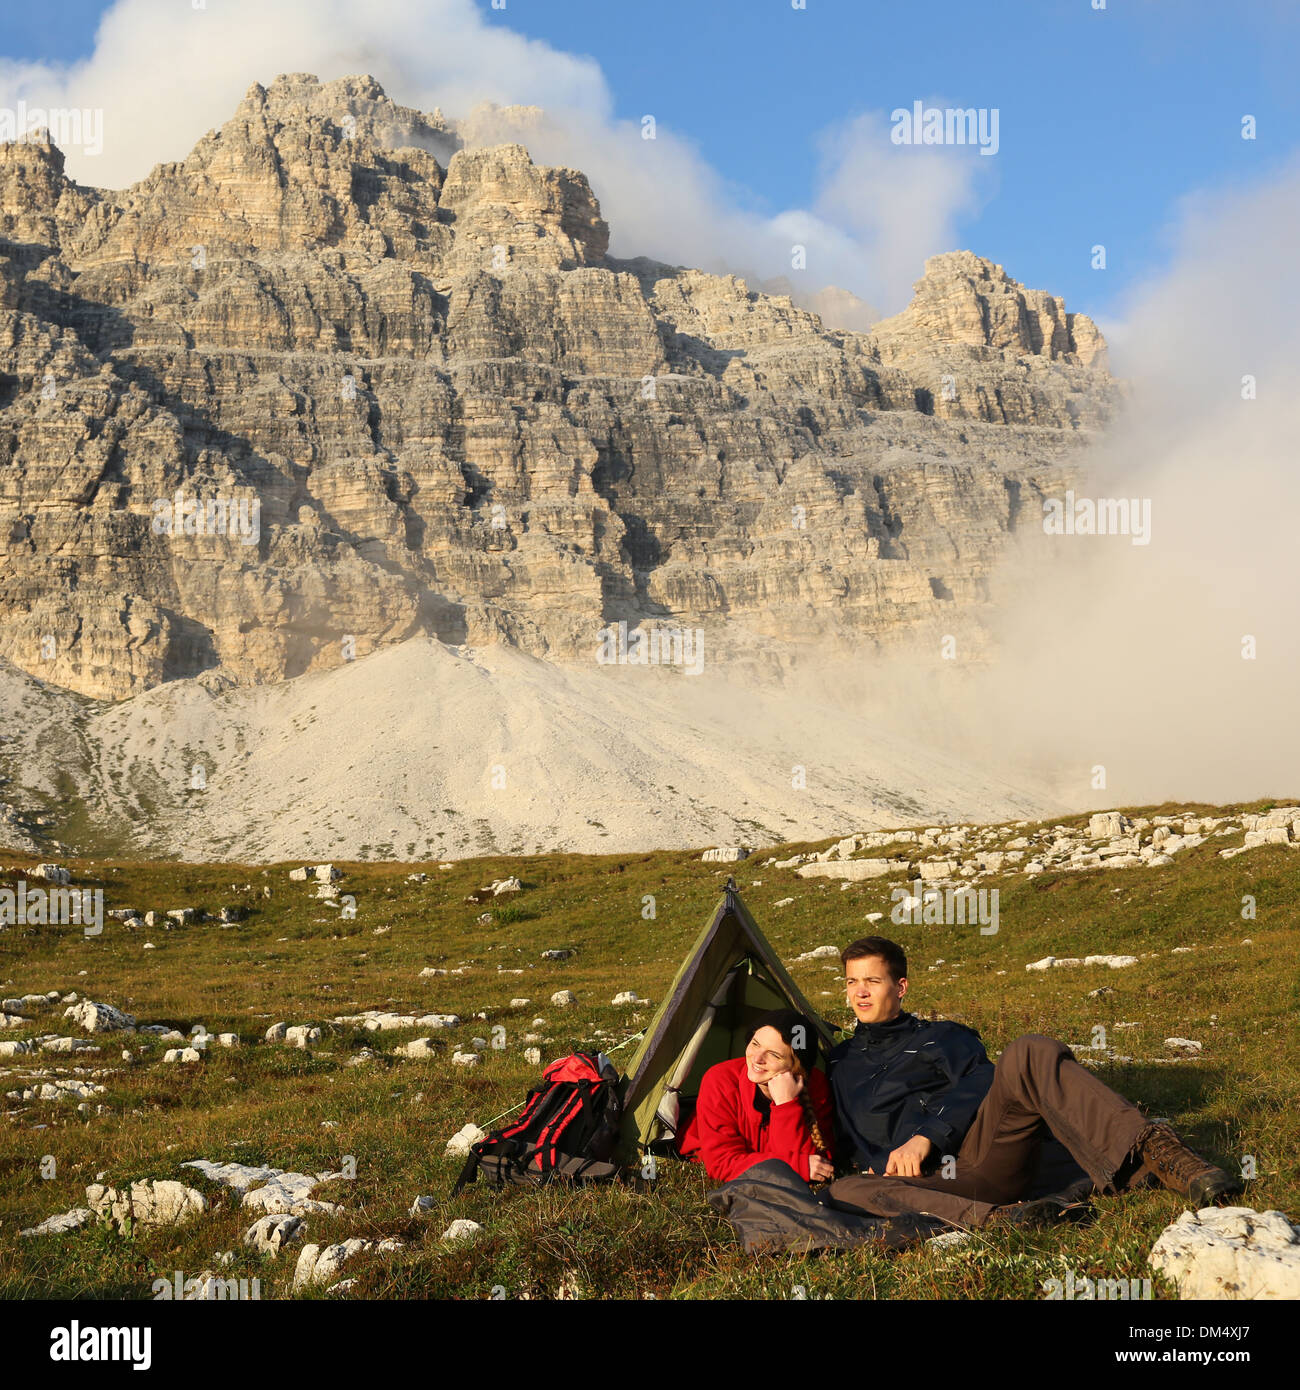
[844,954,906,1024]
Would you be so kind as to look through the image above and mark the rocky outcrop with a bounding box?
[0,73,1117,700]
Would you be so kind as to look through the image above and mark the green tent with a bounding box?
[618,878,840,1161]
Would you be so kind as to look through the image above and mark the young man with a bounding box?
[826,935,1243,1228]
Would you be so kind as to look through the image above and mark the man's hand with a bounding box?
[766,1069,804,1105]
[883,1134,933,1177]
[808,1154,835,1182]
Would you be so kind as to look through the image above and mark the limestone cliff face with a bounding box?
[0,74,1117,699]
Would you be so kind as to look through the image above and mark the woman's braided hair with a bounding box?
[749,1009,827,1156]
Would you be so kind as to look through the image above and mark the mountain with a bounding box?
[0,72,1115,704]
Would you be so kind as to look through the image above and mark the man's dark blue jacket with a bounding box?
[829,1011,994,1174]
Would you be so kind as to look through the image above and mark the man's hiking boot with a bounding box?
[1135,1122,1243,1204]
[989,1197,1087,1231]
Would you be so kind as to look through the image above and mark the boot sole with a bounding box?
[1189,1172,1245,1205]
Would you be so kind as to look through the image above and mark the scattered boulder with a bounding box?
[1150,1207,1300,1299]
[541,949,573,962]
[396,1037,437,1059]
[1084,955,1139,969]
[550,990,576,1007]
[33,864,71,884]
[523,1047,542,1066]
[792,945,841,964]
[1164,1037,1203,1053]
[445,1123,486,1157]
[39,1036,100,1054]
[165,908,198,927]
[701,847,748,862]
[243,1213,305,1256]
[20,1207,94,1237]
[451,1051,480,1067]
[285,1025,322,1049]
[86,1180,208,1233]
[489,877,522,895]
[796,859,899,881]
[1088,812,1133,838]
[441,1219,483,1243]
[183,1160,348,1216]
[611,991,639,1005]
[163,1047,203,1063]
[63,1001,135,1034]
[0,1039,35,1057]
[294,1238,371,1290]
[218,1033,240,1048]
[264,1023,288,1042]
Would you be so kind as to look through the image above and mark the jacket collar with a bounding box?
[853,1009,918,1044]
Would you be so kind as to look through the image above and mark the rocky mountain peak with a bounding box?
[0,73,1116,700]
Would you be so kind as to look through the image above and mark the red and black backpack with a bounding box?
[451,1052,626,1194]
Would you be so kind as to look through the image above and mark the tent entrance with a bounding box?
[619,881,840,1162]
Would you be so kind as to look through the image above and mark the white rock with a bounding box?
[285,1025,322,1049]
[701,847,749,862]
[242,1213,305,1256]
[218,1033,240,1048]
[1083,955,1139,969]
[1164,1038,1203,1053]
[86,1180,207,1232]
[20,1207,95,1237]
[550,990,576,1007]
[1149,1207,1300,1299]
[410,1195,437,1216]
[441,1219,483,1242]
[1088,812,1133,839]
[289,867,309,881]
[163,1047,203,1063]
[264,1022,288,1042]
[792,945,841,963]
[490,877,522,895]
[63,1000,135,1034]
[445,1123,487,1157]
[611,991,639,1005]
[33,864,72,884]
[397,1037,437,1059]
[524,1047,542,1066]
[313,864,341,883]
[1026,957,1056,971]
[183,1160,347,1216]
[294,1238,371,1290]
[796,859,899,881]
[0,1039,35,1057]
[774,897,795,908]
[451,1051,480,1067]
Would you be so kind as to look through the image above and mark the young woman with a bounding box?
[678,1009,835,1184]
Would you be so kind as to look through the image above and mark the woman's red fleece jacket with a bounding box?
[678,1056,834,1183]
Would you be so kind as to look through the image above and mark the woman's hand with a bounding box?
[808,1154,835,1182]
[766,1068,804,1105]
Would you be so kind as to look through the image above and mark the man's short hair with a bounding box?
[841,935,908,982]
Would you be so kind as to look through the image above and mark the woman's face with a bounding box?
[745,1026,795,1086]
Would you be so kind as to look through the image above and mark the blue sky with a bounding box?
[3,0,1297,320]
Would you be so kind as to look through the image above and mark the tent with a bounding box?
[618,878,840,1161]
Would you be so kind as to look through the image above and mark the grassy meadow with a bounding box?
[2,800,1297,1300]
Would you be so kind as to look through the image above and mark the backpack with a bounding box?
[451,1051,627,1194]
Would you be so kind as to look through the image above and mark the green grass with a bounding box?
[1,799,1297,1300]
